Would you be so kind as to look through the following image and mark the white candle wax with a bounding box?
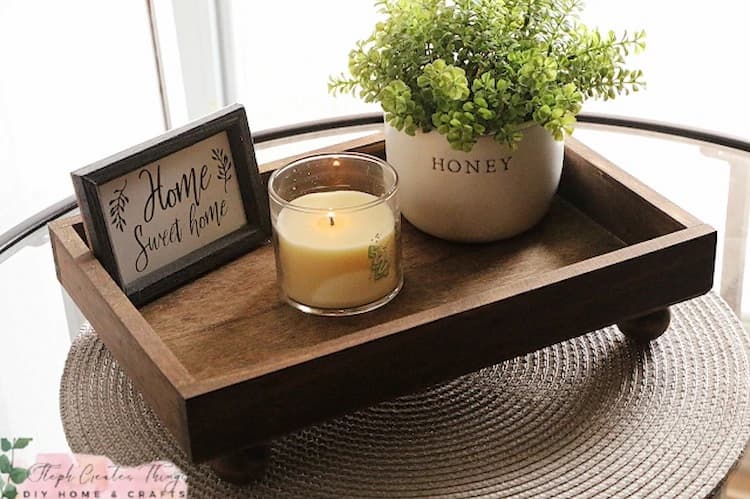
[275,190,399,309]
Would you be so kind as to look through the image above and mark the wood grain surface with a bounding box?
[141,197,623,381]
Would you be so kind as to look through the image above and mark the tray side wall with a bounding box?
[262,134,701,245]
[184,225,716,461]
[49,218,194,456]
[560,139,701,242]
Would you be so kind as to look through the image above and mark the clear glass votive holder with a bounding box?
[268,152,403,316]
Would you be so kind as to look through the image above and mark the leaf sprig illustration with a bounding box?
[108,180,130,232]
[212,148,233,193]
[368,235,390,281]
[0,437,32,499]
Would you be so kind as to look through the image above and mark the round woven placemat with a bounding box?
[61,292,750,498]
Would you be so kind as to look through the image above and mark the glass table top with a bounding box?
[2,121,749,493]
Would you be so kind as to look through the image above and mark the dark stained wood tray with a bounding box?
[50,134,716,481]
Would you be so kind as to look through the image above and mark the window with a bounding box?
[0,1,163,234]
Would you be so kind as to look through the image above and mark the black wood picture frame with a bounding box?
[71,104,271,306]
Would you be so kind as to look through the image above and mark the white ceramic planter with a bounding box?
[384,123,564,242]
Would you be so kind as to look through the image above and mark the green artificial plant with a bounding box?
[329,0,645,151]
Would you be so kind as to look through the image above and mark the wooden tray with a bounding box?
[50,134,716,480]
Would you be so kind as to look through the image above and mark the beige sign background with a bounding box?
[98,131,247,285]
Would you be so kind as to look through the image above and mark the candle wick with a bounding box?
[328,211,335,226]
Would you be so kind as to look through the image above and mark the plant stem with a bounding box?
[523,0,533,30]
[546,0,578,55]
[576,39,634,58]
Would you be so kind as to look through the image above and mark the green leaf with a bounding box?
[9,468,28,485]
[0,439,10,452]
[11,439,31,450]
[3,484,17,499]
[328,0,645,151]
[0,455,10,473]
[0,475,4,489]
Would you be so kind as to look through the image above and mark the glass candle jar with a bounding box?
[268,152,403,316]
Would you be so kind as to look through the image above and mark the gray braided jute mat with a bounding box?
[60,291,750,498]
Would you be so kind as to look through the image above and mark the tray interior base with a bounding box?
[140,196,626,382]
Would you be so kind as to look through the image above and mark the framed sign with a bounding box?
[72,104,270,306]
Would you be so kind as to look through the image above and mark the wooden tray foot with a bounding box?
[208,445,270,484]
[618,308,671,342]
